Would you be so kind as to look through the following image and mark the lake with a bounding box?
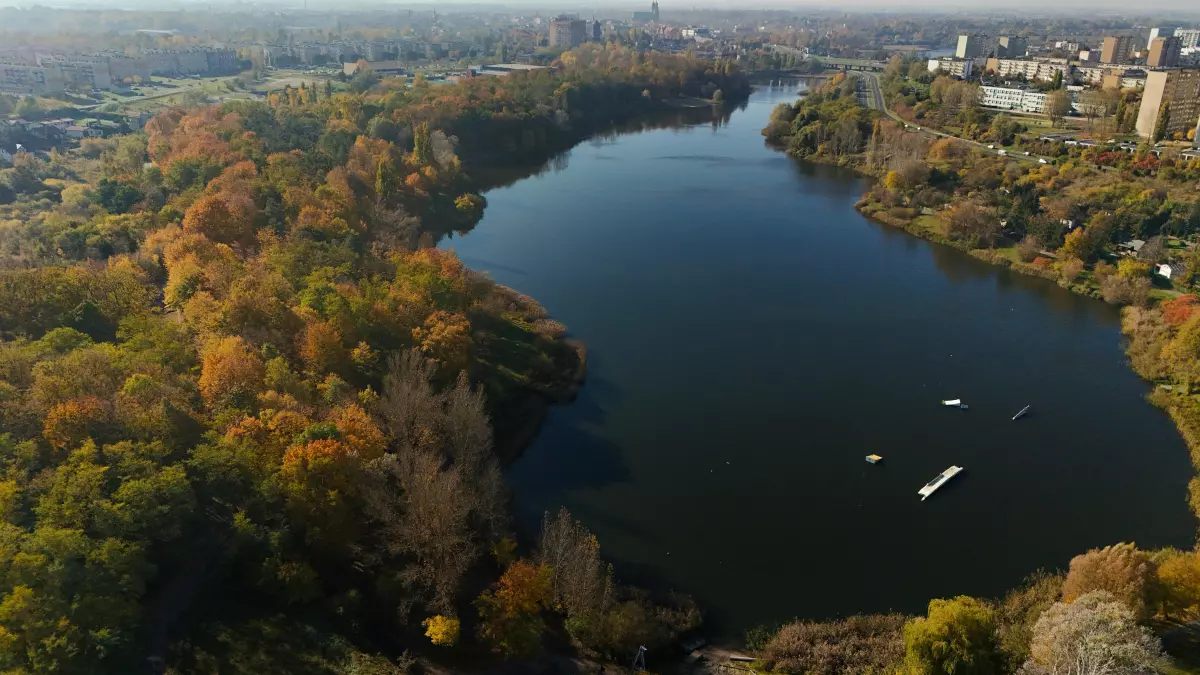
[441,83,1195,637]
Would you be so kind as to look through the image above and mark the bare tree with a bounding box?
[1021,591,1165,675]
[947,199,1002,248]
[1137,236,1167,264]
[1045,90,1072,128]
[364,350,509,617]
[536,508,614,619]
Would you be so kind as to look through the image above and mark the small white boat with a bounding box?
[919,466,963,501]
[1012,405,1031,421]
[942,399,961,406]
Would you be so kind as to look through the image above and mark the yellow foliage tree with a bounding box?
[423,615,461,646]
[412,310,472,373]
[198,336,266,408]
[1117,257,1152,281]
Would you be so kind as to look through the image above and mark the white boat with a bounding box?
[1012,405,1031,421]
[918,466,963,501]
[942,399,967,408]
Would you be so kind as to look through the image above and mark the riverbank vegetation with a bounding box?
[762,75,1200,672]
[750,544,1200,674]
[0,46,748,674]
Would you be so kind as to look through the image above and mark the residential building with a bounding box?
[1178,29,1200,51]
[1136,68,1200,139]
[1148,36,1183,68]
[1148,27,1177,49]
[549,17,586,48]
[35,54,112,91]
[342,60,407,77]
[980,85,1050,113]
[996,36,1027,58]
[1100,35,1134,65]
[956,34,987,59]
[928,56,974,78]
[592,20,602,42]
[985,57,1070,82]
[1055,40,1082,53]
[0,62,65,95]
[1102,69,1147,89]
[0,147,12,165]
[472,63,549,77]
[108,57,152,83]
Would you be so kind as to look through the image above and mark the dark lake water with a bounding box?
[442,84,1196,637]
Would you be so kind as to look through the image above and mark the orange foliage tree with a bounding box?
[198,336,266,409]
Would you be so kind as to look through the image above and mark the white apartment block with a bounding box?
[928,56,974,78]
[980,85,1050,113]
[1180,29,1200,48]
[985,57,1071,82]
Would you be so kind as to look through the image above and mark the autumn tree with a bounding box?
[947,200,1001,248]
[182,193,256,247]
[198,336,266,409]
[903,596,999,675]
[475,560,554,658]
[1062,543,1158,619]
[1021,591,1164,675]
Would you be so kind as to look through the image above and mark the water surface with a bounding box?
[443,84,1194,636]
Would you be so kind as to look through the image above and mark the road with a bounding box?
[856,71,1052,167]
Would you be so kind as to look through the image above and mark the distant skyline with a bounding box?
[3,0,1200,16]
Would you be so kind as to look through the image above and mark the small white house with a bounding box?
[1156,263,1176,279]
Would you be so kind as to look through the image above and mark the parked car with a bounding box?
[987,144,995,149]
[1039,158,1049,164]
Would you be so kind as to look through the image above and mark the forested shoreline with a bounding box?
[0,45,749,674]
[755,74,1200,674]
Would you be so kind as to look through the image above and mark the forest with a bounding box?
[0,45,748,674]
[757,73,1200,674]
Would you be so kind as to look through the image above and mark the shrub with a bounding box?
[761,614,906,675]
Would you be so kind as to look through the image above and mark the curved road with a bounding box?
[856,71,1051,166]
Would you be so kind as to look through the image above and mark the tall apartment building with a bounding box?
[1136,68,1200,139]
[985,57,1070,82]
[996,36,1027,58]
[1148,27,1176,49]
[1148,36,1183,67]
[1100,35,1134,65]
[956,34,987,59]
[549,17,586,48]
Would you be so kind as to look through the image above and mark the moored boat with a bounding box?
[918,466,963,501]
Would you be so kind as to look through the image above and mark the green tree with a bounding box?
[903,596,999,675]
[1154,102,1171,142]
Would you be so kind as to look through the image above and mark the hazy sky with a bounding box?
[3,0,1200,15]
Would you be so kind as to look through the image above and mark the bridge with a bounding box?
[809,56,888,72]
